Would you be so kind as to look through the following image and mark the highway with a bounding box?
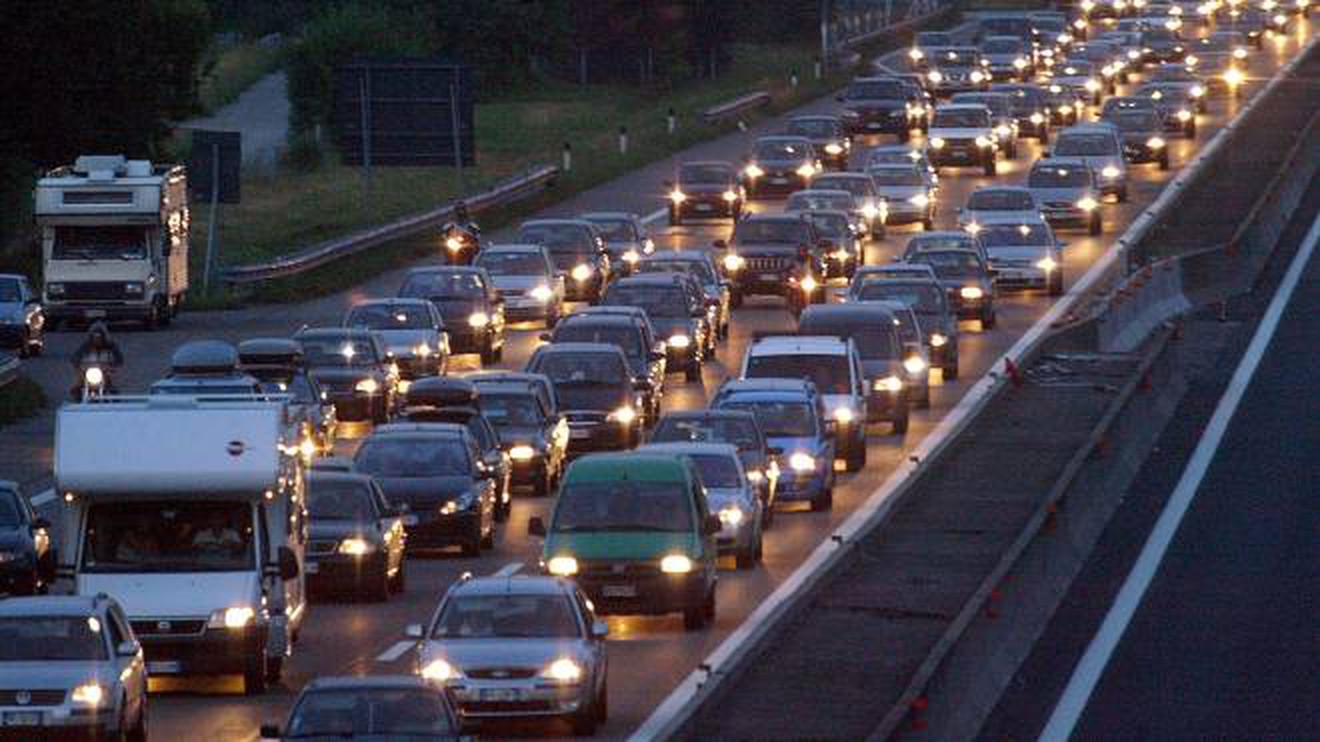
[3,16,1313,741]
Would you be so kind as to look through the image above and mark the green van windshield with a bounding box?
[553,481,692,533]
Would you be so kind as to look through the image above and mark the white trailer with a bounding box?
[54,395,307,694]
[36,155,189,329]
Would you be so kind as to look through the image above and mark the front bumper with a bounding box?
[44,301,152,323]
[865,388,904,422]
[1040,204,1094,228]
[502,296,555,321]
[929,142,993,166]
[393,355,442,380]
[305,551,385,589]
[565,421,632,456]
[773,469,829,503]
[405,510,482,549]
[133,622,268,676]
[988,263,1051,290]
[884,202,930,225]
[732,269,795,298]
[509,454,550,485]
[575,565,709,616]
[745,172,811,196]
[845,109,912,134]
[446,327,488,354]
[0,699,119,735]
[447,679,592,720]
[563,274,604,302]
[0,324,30,347]
[326,391,386,422]
[673,195,739,219]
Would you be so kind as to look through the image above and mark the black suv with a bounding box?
[601,274,711,383]
[525,343,644,455]
[397,266,506,364]
[838,76,923,140]
[547,310,666,418]
[517,219,613,302]
[717,213,825,315]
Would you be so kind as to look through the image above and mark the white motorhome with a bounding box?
[54,395,307,694]
[36,155,189,328]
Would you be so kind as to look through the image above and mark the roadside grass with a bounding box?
[0,376,47,428]
[198,41,284,114]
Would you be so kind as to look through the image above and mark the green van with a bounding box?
[528,452,720,630]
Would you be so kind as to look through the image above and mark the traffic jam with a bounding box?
[0,1,1309,739]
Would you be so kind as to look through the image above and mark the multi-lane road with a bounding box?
[4,15,1313,741]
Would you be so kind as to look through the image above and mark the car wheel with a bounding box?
[898,127,911,143]
[533,468,552,497]
[1090,215,1102,235]
[923,216,935,231]
[1185,122,1196,138]
[1159,154,1170,171]
[944,359,959,381]
[736,543,756,570]
[366,559,390,603]
[596,681,609,722]
[846,438,866,472]
[266,655,284,685]
[462,527,481,557]
[682,602,708,631]
[127,700,147,742]
[811,487,834,512]
[918,387,931,409]
[685,360,701,382]
[1039,127,1049,144]
[983,155,997,177]
[1117,187,1128,203]
[243,654,268,695]
[669,210,681,227]
[1049,273,1065,296]
[480,518,495,550]
[570,697,598,736]
[479,340,496,365]
[981,308,997,330]
[893,406,910,435]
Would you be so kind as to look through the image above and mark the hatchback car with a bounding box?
[925,46,989,95]
[1050,123,1129,201]
[927,104,1000,175]
[1104,108,1171,169]
[411,575,608,735]
[979,221,1065,295]
[797,304,911,434]
[958,186,1043,232]
[296,328,399,423]
[470,376,568,498]
[869,164,938,229]
[0,481,54,596]
[517,219,613,302]
[635,251,731,341]
[903,247,998,329]
[949,92,1021,157]
[473,243,565,327]
[667,161,743,224]
[848,275,961,380]
[397,266,506,364]
[547,311,665,421]
[649,410,779,521]
[811,172,886,235]
[796,209,864,280]
[0,275,43,358]
[641,443,764,568]
[1026,158,1105,235]
[838,76,923,139]
[530,452,720,629]
[306,470,407,601]
[1135,83,1198,138]
[263,676,463,741]
[718,213,825,313]
[525,342,644,454]
[0,595,147,741]
[742,136,821,198]
[602,274,710,382]
[343,298,449,381]
[784,115,852,170]
[580,212,655,276]
[990,83,1052,141]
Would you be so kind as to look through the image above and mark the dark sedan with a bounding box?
[525,342,643,455]
[517,219,613,302]
[397,266,506,364]
[471,377,569,497]
[904,247,998,329]
[741,136,821,198]
[0,482,54,595]
[785,115,852,169]
[262,676,464,741]
[602,274,710,382]
[547,311,666,420]
[667,161,744,224]
[649,409,781,524]
[296,328,398,423]
[305,470,407,601]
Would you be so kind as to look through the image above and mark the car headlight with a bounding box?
[1177,109,1192,121]
[904,355,928,375]
[1014,57,1029,69]
[623,249,641,263]
[542,658,583,683]
[124,282,144,295]
[929,137,946,150]
[466,310,490,328]
[1147,136,1166,149]
[970,70,986,83]
[669,189,687,203]
[530,284,554,302]
[789,452,817,472]
[824,143,844,155]
[723,254,744,271]
[298,436,318,460]
[1084,78,1101,92]
[1233,48,1247,60]
[547,556,579,576]
[1224,68,1244,85]
[1036,256,1059,272]
[961,286,984,300]
[909,193,930,207]
[927,70,943,83]
[929,332,948,348]
[661,554,694,574]
[1128,49,1141,60]
[723,189,739,202]
[833,406,856,424]
[446,237,463,252]
[84,366,104,386]
[1189,84,1205,98]
[860,202,879,220]
[608,405,637,425]
[718,506,745,526]
[71,683,105,706]
[1101,165,1120,179]
[1185,54,1200,67]
[421,658,461,682]
[796,162,816,178]
[744,164,764,179]
[746,469,764,483]
[355,378,379,394]
[909,48,924,60]
[800,276,818,293]
[208,606,255,630]
[571,264,593,282]
[875,375,904,392]
[975,136,992,148]
[338,537,375,556]
[1077,196,1099,211]
[966,222,983,235]
[997,125,1013,138]
[509,444,536,461]
[667,333,691,349]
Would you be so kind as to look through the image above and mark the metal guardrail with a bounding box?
[701,91,771,122]
[220,164,559,285]
[0,354,19,391]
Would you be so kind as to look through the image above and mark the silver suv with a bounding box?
[0,595,148,740]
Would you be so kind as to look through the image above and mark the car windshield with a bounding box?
[982,39,1021,54]
[1105,98,1155,115]
[433,594,579,639]
[554,480,693,532]
[355,438,470,478]
[299,337,378,367]
[753,140,809,159]
[531,353,628,386]
[932,109,989,128]
[518,224,591,252]
[346,304,432,330]
[846,80,905,98]
[1055,134,1117,156]
[870,167,925,186]
[804,213,851,239]
[1141,85,1188,102]
[995,86,1043,110]
[788,193,852,212]
[679,164,731,184]
[603,285,691,318]
[734,220,804,244]
[1143,28,1178,42]
[475,251,546,276]
[51,225,149,260]
[744,354,850,394]
[399,272,484,300]
[1030,165,1091,187]
[955,96,1009,116]
[640,259,717,285]
[981,223,1054,246]
[287,688,456,738]
[907,235,977,253]
[651,418,760,450]
[968,190,1035,211]
[0,280,20,302]
[82,501,254,573]
[0,493,22,526]
[917,32,953,46]
[814,177,871,198]
[800,321,898,360]
[477,393,545,428]
[554,324,643,357]
[935,48,977,65]
[688,454,742,488]
[1057,62,1095,77]
[587,218,637,242]
[309,481,375,522]
[913,251,984,277]
[1150,67,1194,82]
[0,617,107,661]
[856,281,944,314]
[787,118,837,137]
[1114,112,1160,132]
[721,400,816,438]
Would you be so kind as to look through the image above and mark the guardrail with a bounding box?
[219,164,559,286]
[700,91,771,122]
[0,354,18,391]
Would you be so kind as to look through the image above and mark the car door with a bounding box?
[371,481,406,571]
[106,605,147,719]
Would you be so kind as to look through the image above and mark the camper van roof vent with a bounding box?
[125,160,153,177]
[73,155,128,177]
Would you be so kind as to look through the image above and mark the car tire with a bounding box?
[845,438,866,472]
[919,387,931,409]
[533,469,552,497]
[1089,215,1102,235]
[462,530,481,557]
[1117,187,1129,203]
[596,681,609,722]
[366,560,390,603]
[682,595,709,631]
[923,216,935,231]
[736,544,756,570]
[981,308,997,330]
[893,406,910,435]
[944,359,959,381]
[669,210,681,227]
[1049,273,1065,296]
[811,487,834,512]
[127,700,147,742]
[1159,154,1170,171]
[685,361,701,383]
[479,340,496,365]
[898,127,911,143]
[1185,122,1196,138]
[1039,127,1049,144]
[243,654,268,695]
[480,519,495,550]
[570,700,598,736]
[390,561,406,593]
[983,155,996,177]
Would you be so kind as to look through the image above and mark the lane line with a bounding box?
[492,561,524,577]
[1039,212,1320,741]
[374,640,417,664]
[641,207,667,226]
[30,489,55,507]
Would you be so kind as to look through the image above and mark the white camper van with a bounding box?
[36,155,189,329]
[54,395,307,694]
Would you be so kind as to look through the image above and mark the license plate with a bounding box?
[85,309,107,319]
[758,273,779,282]
[694,203,713,211]
[3,712,41,726]
[479,688,527,702]
[601,584,637,598]
[570,428,592,439]
[148,660,181,674]
[770,176,789,184]
[304,561,319,574]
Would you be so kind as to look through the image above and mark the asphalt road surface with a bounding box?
[5,19,1312,742]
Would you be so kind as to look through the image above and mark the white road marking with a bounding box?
[492,561,524,577]
[30,489,55,507]
[1039,212,1320,741]
[374,640,417,664]
[641,207,667,226]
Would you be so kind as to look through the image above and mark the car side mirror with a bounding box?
[528,516,547,537]
[712,239,728,250]
[703,514,722,535]
[259,724,281,740]
[405,623,424,639]
[116,639,141,657]
[277,546,300,580]
[591,620,610,638]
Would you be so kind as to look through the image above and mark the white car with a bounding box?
[927,104,1000,176]
[958,186,1044,233]
[1050,123,1130,201]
